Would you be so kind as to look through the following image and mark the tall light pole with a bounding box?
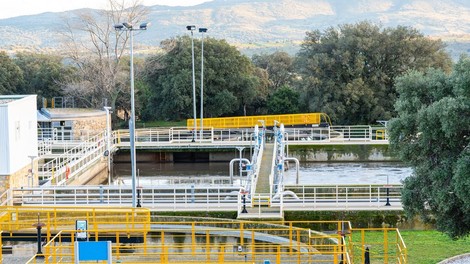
[199,28,207,142]
[187,25,197,142]
[104,106,112,185]
[114,22,149,207]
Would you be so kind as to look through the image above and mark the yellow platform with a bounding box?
[187,112,331,129]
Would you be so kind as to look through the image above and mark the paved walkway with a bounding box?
[255,143,274,194]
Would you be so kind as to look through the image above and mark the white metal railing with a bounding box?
[284,126,388,144]
[0,189,12,206]
[114,127,255,146]
[11,185,242,207]
[8,184,403,210]
[38,139,53,156]
[271,184,402,208]
[245,130,264,194]
[109,126,388,148]
[38,131,107,185]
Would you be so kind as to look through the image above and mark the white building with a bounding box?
[0,95,38,191]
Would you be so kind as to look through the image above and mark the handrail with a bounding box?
[0,189,11,206]
[38,131,107,185]
[284,125,388,144]
[10,184,403,211]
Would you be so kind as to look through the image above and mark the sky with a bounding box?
[1,0,213,19]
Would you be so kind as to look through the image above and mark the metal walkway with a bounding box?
[255,143,274,194]
[28,124,398,217]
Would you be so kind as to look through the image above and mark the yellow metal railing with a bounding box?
[187,113,332,129]
[376,129,386,140]
[0,208,406,263]
[26,221,350,264]
[348,228,407,264]
[0,206,151,241]
[0,230,2,262]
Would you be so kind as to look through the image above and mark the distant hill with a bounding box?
[1,0,470,58]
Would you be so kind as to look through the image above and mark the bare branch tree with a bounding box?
[60,0,149,110]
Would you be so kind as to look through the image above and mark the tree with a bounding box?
[60,0,148,110]
[141,36,268,121]
[252,51,294,90]
[388,57,470,239]
[296,21,452,124]
[14,52,73,102]
[267,85,300,114]
[0,51,23,95]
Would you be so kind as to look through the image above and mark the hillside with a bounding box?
[1,0,470,57]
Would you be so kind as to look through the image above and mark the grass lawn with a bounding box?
[350,230,470,263]
[135,120,186,128]
[401,230,470,264]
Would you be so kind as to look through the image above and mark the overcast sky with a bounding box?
[1,0,213,19]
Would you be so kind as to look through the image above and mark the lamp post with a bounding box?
[103,106,112,185]
[240,190,248,214]
[187,25,197,142]
[199,27,207,142]
[385,174,391,206]
[114,22,149,207]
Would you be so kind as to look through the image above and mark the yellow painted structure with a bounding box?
[187,112,332,129]
[0,207,407,263]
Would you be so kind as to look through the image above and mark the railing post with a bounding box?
[191,222,196,256]
[384,229,389,264]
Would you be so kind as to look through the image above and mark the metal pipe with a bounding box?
[200,30,205,142]
[104,107,112,185]
[189,28,197,142]
[229,158,250,184]
[284,157,300,184]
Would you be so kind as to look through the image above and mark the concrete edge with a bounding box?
[437,253,470,264]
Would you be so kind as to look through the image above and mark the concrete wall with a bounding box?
[0,161,39,194]
[114,150,245,163]
[68,159,108,186]
[286,144,398,162]
[73,115,107,138]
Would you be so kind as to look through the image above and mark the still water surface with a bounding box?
[113,162,412,186]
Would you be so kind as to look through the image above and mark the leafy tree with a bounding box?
[141,36,268,121]
[0,51,23,95]
[267,85,300,114]
[14,52,73,102]
[388,58,470,239]
[296,21,452,124]
[252,51,294,90]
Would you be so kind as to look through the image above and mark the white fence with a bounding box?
[37,132,107,185]
[284,126,388,144]
[114,127,255,145]
[5,184,402,211]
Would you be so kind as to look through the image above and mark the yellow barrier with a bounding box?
[187,112,332,129]
[0,208,405,264]
[376,129,386,140]
[0,206,151,241]
[348,228,407,264]
[0,230,2,262]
